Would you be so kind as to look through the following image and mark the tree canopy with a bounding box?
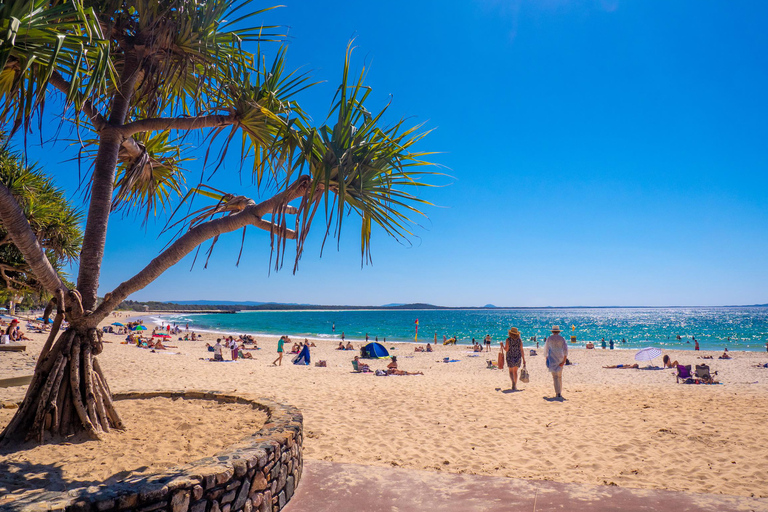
[0,0,438,443]
[0,137,81,301]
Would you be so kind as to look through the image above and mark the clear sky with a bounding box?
[17,0,768,307]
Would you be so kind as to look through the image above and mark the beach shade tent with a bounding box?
[635,347,662,366]
[133,325,147,331]
[112,322,125,327]
[293,345,310,365]
[361,342,390,359]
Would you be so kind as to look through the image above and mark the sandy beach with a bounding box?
[2,312,768,500]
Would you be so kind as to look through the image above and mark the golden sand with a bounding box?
[1,312,767,498]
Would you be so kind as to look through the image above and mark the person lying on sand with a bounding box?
[238,344,253,359]
[415,346,424,352]
[291,343,300,354]
[387,356,423,376]
[602,363,639,369]
[699,355,713,359]
[663,355,679,368]
[719,352,731,359]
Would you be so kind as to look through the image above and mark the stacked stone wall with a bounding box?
[5,391,303,512]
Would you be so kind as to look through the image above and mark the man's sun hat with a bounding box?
[551,325,561,333]
[508,327,520,337]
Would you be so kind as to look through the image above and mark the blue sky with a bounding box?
[17,0,768,307]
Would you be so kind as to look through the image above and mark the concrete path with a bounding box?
[285,460,767,512]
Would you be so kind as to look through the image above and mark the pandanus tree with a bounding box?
[0,139,82,301]
[0,0,435,444]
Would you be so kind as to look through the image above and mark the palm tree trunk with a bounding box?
[76,52,141,311]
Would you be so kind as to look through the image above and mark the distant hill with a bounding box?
[115,300,768,313]
[171,300,307,306]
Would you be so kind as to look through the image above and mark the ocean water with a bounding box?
[155,307,768,352]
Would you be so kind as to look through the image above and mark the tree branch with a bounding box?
[49,71,144,161]
[0,184,66,296]
[48,71,107,130]
[92,177,312,323]
[120,114,236,137]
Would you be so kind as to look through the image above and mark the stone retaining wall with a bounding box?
[7,391,303,512]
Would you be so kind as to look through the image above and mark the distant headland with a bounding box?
[115,299,768,312]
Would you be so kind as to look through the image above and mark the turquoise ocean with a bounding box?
[155,307,768,352]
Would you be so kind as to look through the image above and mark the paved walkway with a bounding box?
[285,460,766,512]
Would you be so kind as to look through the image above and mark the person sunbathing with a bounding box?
[337,342,345,350]
[345,342,354,350]
[387,356,423,376]
[602,363,639,369]
[353,356,371,372]
[153,339,167,350]
[291,343,300,354]
[426,343,433,352]
[473,343,484,352]
[415,346,424,352]
[662,355,679,368]
[585,342,594,349]
[718,352,732,359]
[238,345,253,359]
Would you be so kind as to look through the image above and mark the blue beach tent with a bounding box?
[361,342,389,359]
[293,344,310,365]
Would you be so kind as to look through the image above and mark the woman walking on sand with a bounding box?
[501,327,525,391]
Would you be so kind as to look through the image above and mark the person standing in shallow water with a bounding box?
[544,325,568,399]
[501,327,525,391]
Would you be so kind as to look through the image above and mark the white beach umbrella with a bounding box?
[634,347,662,363]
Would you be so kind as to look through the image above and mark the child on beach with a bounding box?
[272,336,287,366]
[213,339,223,361]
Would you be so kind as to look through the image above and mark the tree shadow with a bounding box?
[0,438,190,506]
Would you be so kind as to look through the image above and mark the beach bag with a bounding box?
[375,369,387,376]
[497,351,505,370]
[520,365,530,383]
[0,334,8,344]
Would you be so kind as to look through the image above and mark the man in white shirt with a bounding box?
[544,325,568,399]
